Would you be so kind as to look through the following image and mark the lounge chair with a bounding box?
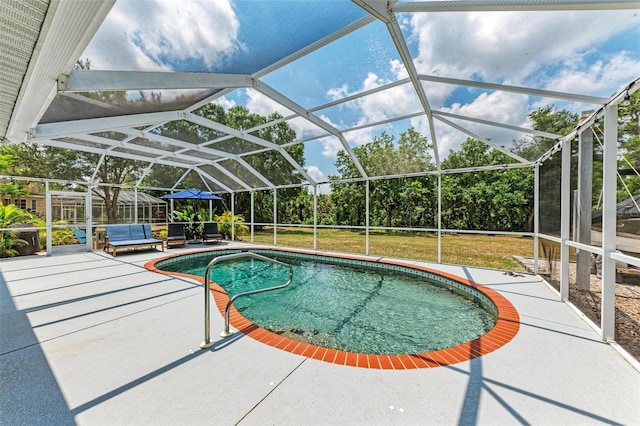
[202,222,223,244]
[167,223,186,248]
[73,228,87,244]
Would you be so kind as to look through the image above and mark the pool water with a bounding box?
[161,251,497,355]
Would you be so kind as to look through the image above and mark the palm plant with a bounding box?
[0,204,33,257]
[169,205,204,240]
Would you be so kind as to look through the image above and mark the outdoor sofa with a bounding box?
[104,224,164,256]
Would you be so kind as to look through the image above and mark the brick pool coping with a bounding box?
[145,246,520,369]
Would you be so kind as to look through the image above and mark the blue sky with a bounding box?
[82,1,640,182]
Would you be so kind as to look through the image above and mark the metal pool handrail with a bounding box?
[200,251,294,349]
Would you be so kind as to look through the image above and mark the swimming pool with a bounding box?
[147,247,519,368]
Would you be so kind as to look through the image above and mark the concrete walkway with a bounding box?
[1,243,639,425]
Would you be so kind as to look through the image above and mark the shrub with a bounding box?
[0,204,33,257]
[214,211,249,240]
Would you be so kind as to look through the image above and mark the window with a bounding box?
[18,199,26,209]
[31,200,37,211]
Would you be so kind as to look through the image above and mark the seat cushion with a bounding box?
[130,225,146,240]
[106,225,132,242]
[142,224,154,239]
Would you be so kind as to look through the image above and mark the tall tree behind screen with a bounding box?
[331,128,435,228]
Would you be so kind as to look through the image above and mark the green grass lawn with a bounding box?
[250,227,534,271]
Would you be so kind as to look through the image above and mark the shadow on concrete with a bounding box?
[0,271,76,425]
[69,332,245,416]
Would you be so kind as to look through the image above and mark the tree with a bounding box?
[92,153,149,223]
[150,103,306,225]
[441,139,533,231]
[514,107,578,161]
[331,129,435,228]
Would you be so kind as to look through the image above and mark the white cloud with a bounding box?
[435,91,531,155]
[304,180,332,195]
[213,96,237,110]
[306,165,325,183]
[327,84,349,101]
[410,10,639,86]
[244,89,334,139]
[245,89,292,117]
[544,52,640,97]
[318,136,344,158]
[353,81,421,125]
[82,0,240,71]
[323,68,421,151]
[323,9,638,161]
[344,127,376,147]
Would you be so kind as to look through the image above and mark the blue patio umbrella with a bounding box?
[160,188,222,200]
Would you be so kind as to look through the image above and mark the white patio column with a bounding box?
[313,185,317,250]
[250,191,254,243]
[576,127,594,290]
[86,189,92,251]
[45,181,52,256]
[231,192,235,241]
[273,189,277,246]
[437,173,442,264]
[601,104,618,341]
[534,163,540,275]
[365,179,370,256]
[134,187,138,224]
[560,137,571,301]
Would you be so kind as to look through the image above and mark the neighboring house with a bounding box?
[1,190,167,224]
[1,194,46,217]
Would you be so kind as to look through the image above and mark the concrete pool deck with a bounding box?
[1,242,639,425]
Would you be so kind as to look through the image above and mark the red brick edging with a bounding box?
[145,246,520,369]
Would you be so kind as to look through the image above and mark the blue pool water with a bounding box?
[159,250,497,354]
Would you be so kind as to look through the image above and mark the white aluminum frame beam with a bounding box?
[354,0,441,168]
[198,163,253,192]
[307,78,412,114]
[434,115,530,164]
[58,71,252,92]
[254,15,377,79]
[395,1,639,12]
[33,111,180,140]
[418,75,609,105]
[192,168,235,194]
[117,129,227,160]
[231,158,275,189]
[35,108,277,182]
[122,128,277,189]
[39,138,198,170]
[433,110,562,139]
[74,133,213,166]
[250,79,368,179]
[185,111,316,185]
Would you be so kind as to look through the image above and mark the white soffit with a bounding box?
[2,0,115,143]
[0,0,49,139]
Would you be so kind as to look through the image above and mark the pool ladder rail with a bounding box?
[200,251,294,349]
